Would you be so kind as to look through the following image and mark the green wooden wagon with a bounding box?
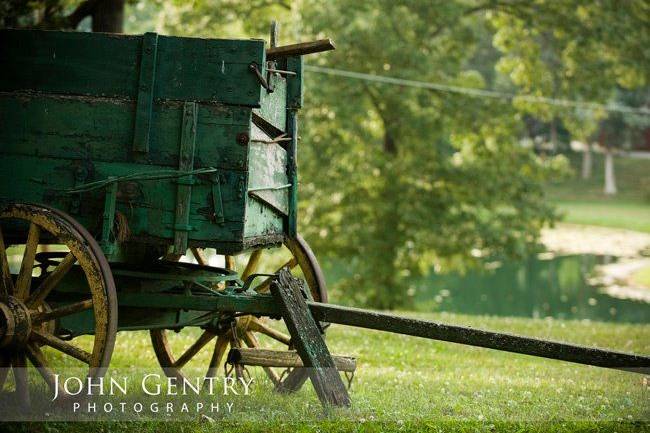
[0,27,648,411]
[0,27,346,405]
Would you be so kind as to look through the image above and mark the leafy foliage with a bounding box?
[297,1,565,308]
[7,0,648,308]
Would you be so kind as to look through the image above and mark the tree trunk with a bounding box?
[92,0,124,33]
[581,142,592,180]
[550,118,558,154]
[604,149,617,195]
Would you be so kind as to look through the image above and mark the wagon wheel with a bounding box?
[0,203,117,407]
[149,235,326,392]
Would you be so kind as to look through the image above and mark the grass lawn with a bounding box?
[546,153,650,232]
[554,200,650,233]
[3,312,649,432]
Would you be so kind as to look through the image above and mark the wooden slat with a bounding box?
[172,102,197,255]
[0,94,251,172]
[270,269,350,407]
[0,29,264,106]
[228,348,356,372]
[132,32,159,154]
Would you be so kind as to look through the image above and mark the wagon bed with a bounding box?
[0,29,303,255]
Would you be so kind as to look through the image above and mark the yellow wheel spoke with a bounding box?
[26,252,76,308]
[172,330,216,369]
[0,226,14,298]
[30,329,91,364]
[242,330,280,386]
[31,298,93,324]
[206,332,231,378]
[224,255,235,270]
[12,353,30,407]
[248,318,291,345]
[241,250,263,281]
[15,223,40,300]
[190,247,208,266]
[25,343,59,394]
[254,257,298,293]
[0,353,10,391]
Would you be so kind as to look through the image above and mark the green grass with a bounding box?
[3,312,649,432]
[545,153,650,232]
[554,200,650,233]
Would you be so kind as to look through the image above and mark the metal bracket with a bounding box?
[249,62,274,93]
[172,102,198,254]
[133,32,159,154]
[211,174,225,224]
[99,179,118,256]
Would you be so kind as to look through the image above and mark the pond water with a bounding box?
[413,254,650,324]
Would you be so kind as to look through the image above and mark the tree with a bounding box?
[597,88,650,195]
[297,0,566,308]
[490,0,650,195]
[1,0,126,32]
[9,1,644,309]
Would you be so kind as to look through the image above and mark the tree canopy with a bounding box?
[3,0,648,308]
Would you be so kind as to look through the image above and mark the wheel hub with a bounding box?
[0,296,32,348]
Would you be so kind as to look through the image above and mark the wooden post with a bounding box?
[270,269,350,408]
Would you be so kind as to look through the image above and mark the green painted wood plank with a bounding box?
[0,29,264,106]
[243,125,287,238]
[0,154,247,246]
[271,269,351,408]
[0,93,251,171]
[285,56,303,109]
[132,32,159,153]
[173,102,198,254]
[253,75,287,131]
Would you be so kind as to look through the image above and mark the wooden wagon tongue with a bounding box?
[227,268,650,409]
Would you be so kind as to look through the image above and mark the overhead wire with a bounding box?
[304,65,650,116]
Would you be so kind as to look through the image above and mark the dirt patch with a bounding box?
[542,223,650,257]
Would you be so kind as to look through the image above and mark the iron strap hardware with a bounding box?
[172,102,198,254]
[55,168,218,194]
[266,68,297,76]
[133,32,159,154]
[211,174,225,224]
[99,179,118,256]
[249,62,274,92]
[247,184,292,193]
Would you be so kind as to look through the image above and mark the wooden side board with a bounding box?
[0,29,265,107]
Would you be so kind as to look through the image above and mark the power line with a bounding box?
[304,65,650,116]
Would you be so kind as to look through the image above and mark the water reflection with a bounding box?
[414,254,650,323]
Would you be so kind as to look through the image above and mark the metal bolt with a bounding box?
[236,132,249,146]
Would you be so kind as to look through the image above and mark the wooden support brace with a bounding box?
[99,179,118,255]
[227,348,356,372]
[133,32,159,154]
[285,111,298,237]
[270,269,350,408]
[172,102,197,254]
